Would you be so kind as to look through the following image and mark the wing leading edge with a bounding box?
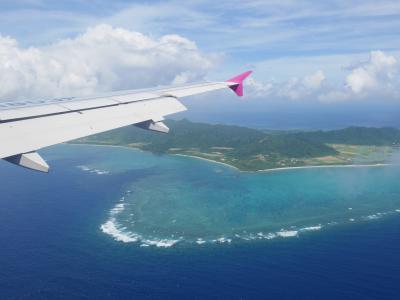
[0,70,252,172]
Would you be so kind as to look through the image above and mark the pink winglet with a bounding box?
[226,70,253,96]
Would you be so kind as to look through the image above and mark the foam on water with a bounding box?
[100,218,181,248]
[100,199,400,248]
[196,238,206,245]
[77,165,110,175]
[100,220,140,243]
[100,194,183,248]
[276,230,299,238]
[85,146,400,248]
[141,238,181,248]
[99,176,400,248]
[213,237,233,244]
[300,225,323,232]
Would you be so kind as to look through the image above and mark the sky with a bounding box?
[0,0,399,128]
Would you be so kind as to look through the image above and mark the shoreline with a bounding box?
[257,163,397,173]
[173,154,240,170]
[67,142,398,173]
[175,153,397,173]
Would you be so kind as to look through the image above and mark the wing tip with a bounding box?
[226,70,253,96]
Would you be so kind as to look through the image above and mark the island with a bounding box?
[71,119,400,171]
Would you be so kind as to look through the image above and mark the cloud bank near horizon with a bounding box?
[0,24,218,101]
[0,24,398,103]
[247,51,399,102]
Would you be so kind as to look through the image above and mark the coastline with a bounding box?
[67,142,397,173]
[256,163,397,173]
[174,154,240,170]
[175,153,397,173]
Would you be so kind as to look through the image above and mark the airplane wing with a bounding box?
[0,70,252,172]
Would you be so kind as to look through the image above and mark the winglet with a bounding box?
[226,70,253,96]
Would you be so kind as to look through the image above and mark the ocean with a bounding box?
[0,144,400,299]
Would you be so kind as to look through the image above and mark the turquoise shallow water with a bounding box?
[63,144,400,247]
[1,144,400,299]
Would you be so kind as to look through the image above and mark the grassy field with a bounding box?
[166,144,396,170]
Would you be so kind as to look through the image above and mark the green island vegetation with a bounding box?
[72,119,400,171]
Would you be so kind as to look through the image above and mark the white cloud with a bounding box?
[319,50,398,102]
[246,70,326,100]
[246,77,273,98]
[302,70,325,89]
[0,24,397,105]
[278,71,325,100]
[250,51,399,102]
[345,50,397,94]
[0,24,219,101]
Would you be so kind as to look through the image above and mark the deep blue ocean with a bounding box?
[1,145,400,299]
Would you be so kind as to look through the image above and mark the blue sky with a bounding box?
[2,1,399,74]
[0,0,399,128]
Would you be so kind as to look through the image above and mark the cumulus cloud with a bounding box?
[345,50,397,94]
[319,51,398,102]
[246,77,273,98]
[279,70,326,100]
[0,24,218,101]
[303,70,325,89]
[0,26,397,105]
[245,70,326,100]
[250,51,398,102]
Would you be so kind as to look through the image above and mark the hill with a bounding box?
[72,120,399,171]
[289,127,400,146]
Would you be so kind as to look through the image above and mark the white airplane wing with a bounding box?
[0,71,252,172]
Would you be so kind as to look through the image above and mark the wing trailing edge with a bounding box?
[0,70,252,172]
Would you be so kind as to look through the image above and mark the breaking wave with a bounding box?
[100,193,400,248]
[77,165,110,175]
